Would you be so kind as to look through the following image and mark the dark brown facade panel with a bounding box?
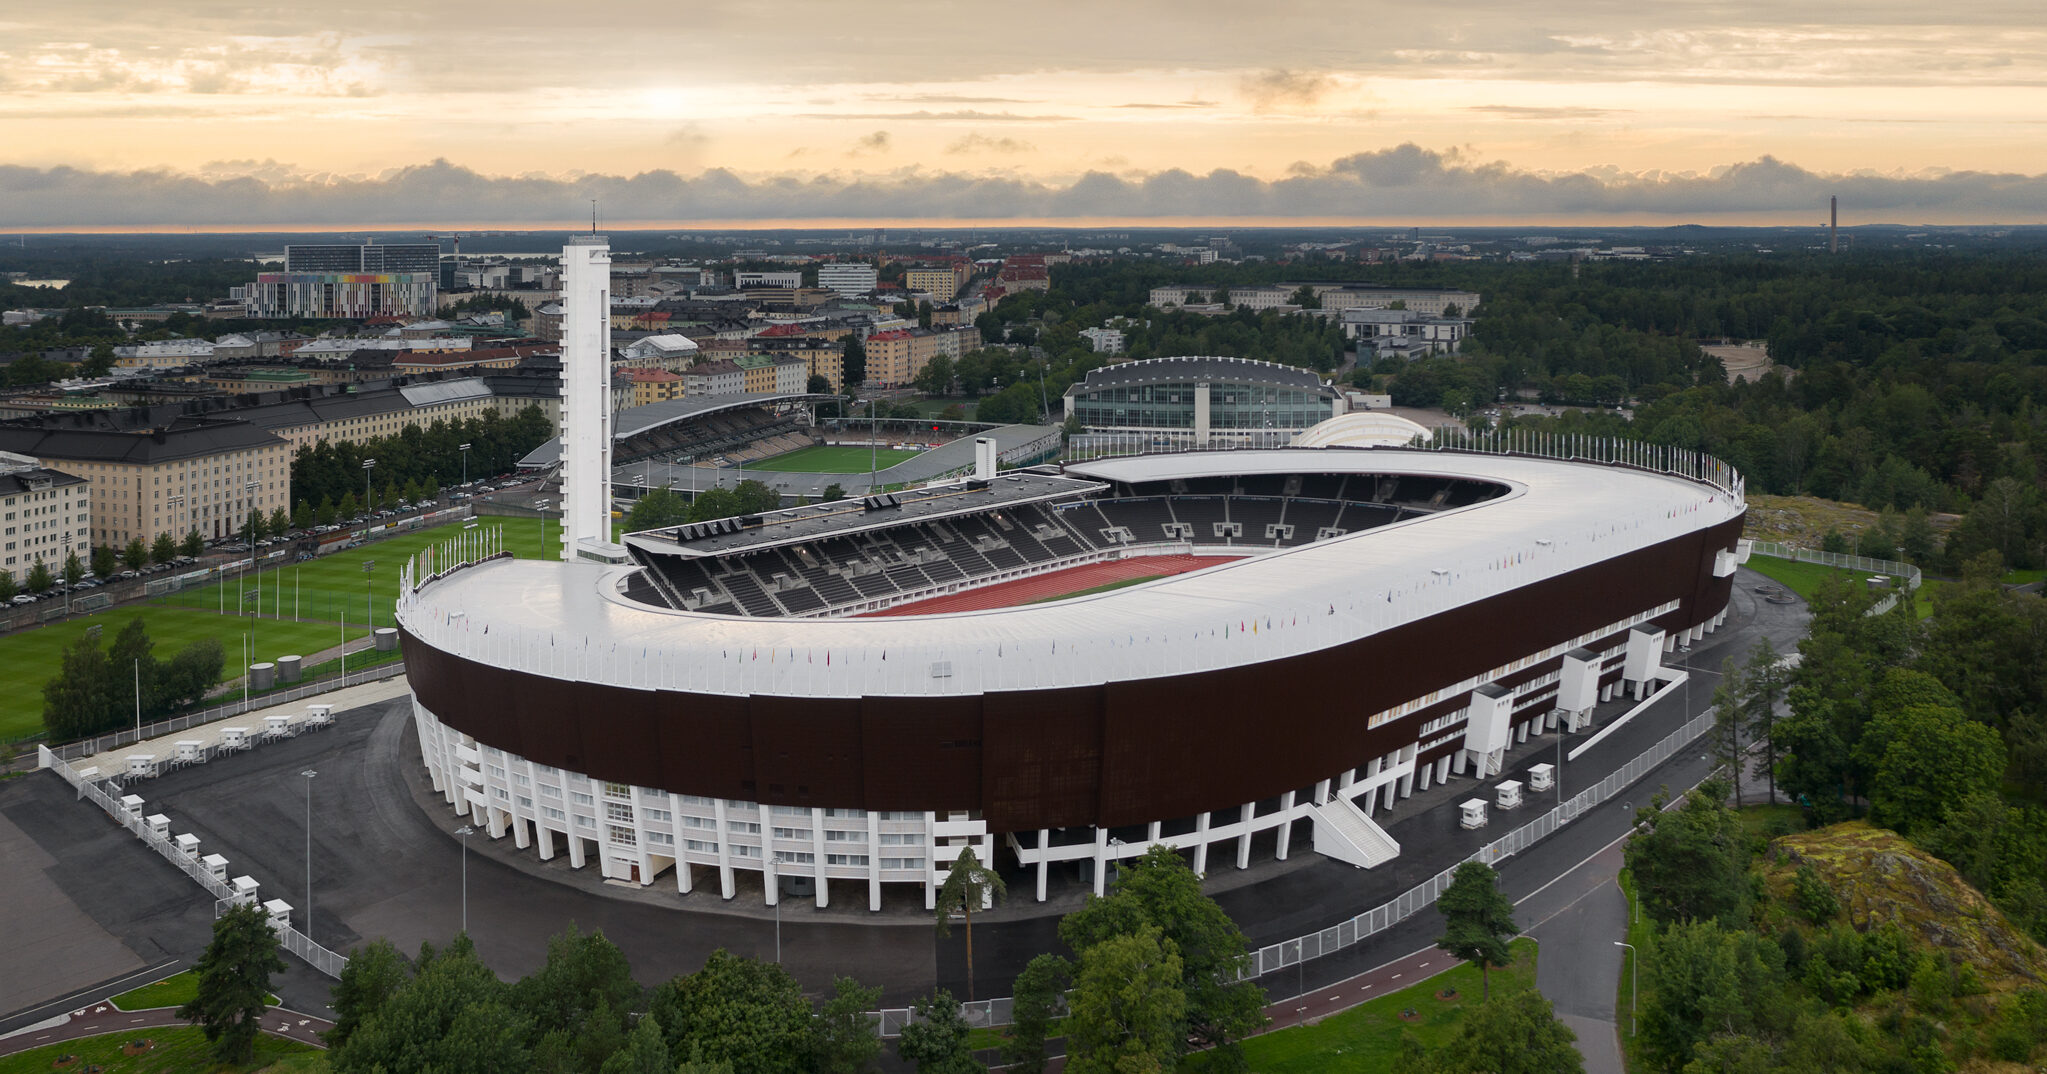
[400,512,1744,832]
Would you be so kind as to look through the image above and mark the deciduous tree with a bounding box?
[814,975,882,1074]
[1064,926,1186,1074]
[179,902,286,1065]
[1435,861,1518,999]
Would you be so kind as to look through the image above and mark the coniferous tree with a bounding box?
[179,902,285,1065]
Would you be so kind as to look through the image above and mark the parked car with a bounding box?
[9,594,33,606]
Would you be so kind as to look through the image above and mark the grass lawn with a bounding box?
[0,1024,318,1073]
[1746,553,1938,619]
[1026,575,1165,604]
[747,444,927,474]
[111,971,275,1012]
[0,516,550,744]
[1196,937,1539,1073]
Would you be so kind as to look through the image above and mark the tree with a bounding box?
[42,624,112,741]
[1058,844,1265,1058]
[181,528,205,558]
[150,531,178,566]
[896,989,979,1074]
[934,846,1006,1000]
[0,570,15,603]
[91,544,117,579]
[338,490,360,519]
[158,636,226,712]
[293,500,316,531]
[327,938,410,1048]
[1739,637,1790,803]
[62,549,84,589]
[808,374,832,394]
[814,976,882,1074]
[1397,989,1583,1074]
[625,486,690,531]
[821,483,847,502]
[597,1013,671,1074]
[27,555,52,591]
[1288,284,1321,309]
[332,935,530,1074]
[647,949,813,1074]
[1435,861,1518,999]
[246,508,269,542]
[122,537,147,571]
[842,337,867,385]
[1002,953,1070,1074]
[1868,704,2006,834]
[270,506,293,535]
[179,902,285,1065]
[1639,920,1787,1073]
[913,354,955,396]
[1623,780,1752,928]
[1708,657,1749,809]
[510,924,642,1047]
[1064,926,1187,1074]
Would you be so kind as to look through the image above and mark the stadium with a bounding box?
[396,432,1749,912]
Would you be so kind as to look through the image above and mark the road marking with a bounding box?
[1391,973,1402,979]
[1418,961,1430,967]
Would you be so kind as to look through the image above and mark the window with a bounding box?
[771,827,811,841]
[646,830,674,846]
[575,814,596,828]
[571,792,594,806]
[642,807,671,823]
[541,784,562,798]
[880,857,925,870]
[517,796,533,809]
[682,816,714,830]
[730,844,758,858]
[685,839,718,853]
[824,829,863,842]
[542,806,567,821]
[605,803,634,823]
[827,853,869,867]
[727,820,760,834]
[879,833,924,846]
[607,825,637,846]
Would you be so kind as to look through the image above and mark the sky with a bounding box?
[3,0,2045,229]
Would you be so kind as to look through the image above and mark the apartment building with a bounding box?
[626,369,686,407]
[903,268,960,302]
[0,454,88,584]
[816,263,879,297]
[246,244,441,320]
[684,359,746,397]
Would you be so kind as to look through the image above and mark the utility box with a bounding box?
[249,662,276,691]
[1459,799,1489,830]
[277,655,302,683]
[374,627,398,652]
[263,714,294,739]
[202,853,230,882]
[304,704,333,729]
[263,899,293,934]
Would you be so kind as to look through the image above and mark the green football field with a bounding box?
[746,444,925,474]
[0,515,555,744]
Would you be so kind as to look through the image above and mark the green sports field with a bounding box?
[747,443,925,474]
[0,515,554,744]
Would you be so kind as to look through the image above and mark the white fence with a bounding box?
[1747,541,1922,592]
[44,662,407,763]
[39,745,351,978]
[892,703,1719,1033]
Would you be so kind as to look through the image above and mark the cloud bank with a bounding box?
[4,146,2044,228]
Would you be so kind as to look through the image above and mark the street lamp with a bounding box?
[458,443,471,488]
[301,769,316,940]
[455,824,474,934]
[768,853,784,963]
[244,481,261,625]
[1614,941,1638,1035]
[362,560,376,637]
[362,458,376,515]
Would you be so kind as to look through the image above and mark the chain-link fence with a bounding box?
[41,743,352,978]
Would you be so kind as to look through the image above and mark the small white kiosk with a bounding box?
[127,754,159,779]
[262,713,295,740]
[229,875,260,906]
[175,833,201,860]
[174,740,206,764]
[119,794,144,821]
[263,899,293,934]
[303,704,334,730]
[201,853,230,882]
[218,727,250,751]
[1527,763,1555,793]
[1459,798,1490,830]
[1495,780,1523,810]
[145,813,171,838]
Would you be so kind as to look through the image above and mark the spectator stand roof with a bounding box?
[516,392,839,468]
[618,422,1061,501]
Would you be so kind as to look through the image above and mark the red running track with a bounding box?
[862,554,1238,616]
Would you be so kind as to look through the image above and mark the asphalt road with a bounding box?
[1,566,1807,1032]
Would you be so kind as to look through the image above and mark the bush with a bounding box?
[1792,864,1840,924]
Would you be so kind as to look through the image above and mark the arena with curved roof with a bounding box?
[397,437,1749,911]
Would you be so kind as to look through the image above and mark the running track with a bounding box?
[862,554,1239,616]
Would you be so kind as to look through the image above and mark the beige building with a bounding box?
[903,268,960,302]
[0,455,89,584]
[0,414,290,547]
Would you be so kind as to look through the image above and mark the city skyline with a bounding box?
[4,0,2045,227]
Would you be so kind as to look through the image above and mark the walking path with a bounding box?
[0,1000,332,1058]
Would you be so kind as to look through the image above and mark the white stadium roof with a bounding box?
[398,448,1743,700]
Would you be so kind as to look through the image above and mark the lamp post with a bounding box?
[455,824,473,934]
[458,443,470,488]
[244,481,261,625]
[768,853,784,963]
[362,560,375,634]
[301,769,316,940]
[362,458,376,515]
[1614,941,1638,1035]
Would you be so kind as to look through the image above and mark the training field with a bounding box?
[0,515,553,744]
[748,444,926,474]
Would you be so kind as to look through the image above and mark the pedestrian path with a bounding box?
[0,999,332,1057]
[78,676,411,775]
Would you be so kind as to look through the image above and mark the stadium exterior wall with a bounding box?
[400,512,1739,835]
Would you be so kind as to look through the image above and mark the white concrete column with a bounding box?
[1092,829,1111,897]
[1274,791,1296,860]
[1035,830,1050,902]
[1236,803,1254,870]
[714,799,735,900]
[537,823,555,861]
[671,794,693,894]
[867,812,883,912]
[1437,756,1453,784]
[1381,781,1397,811]
[1313,778,1331,804]
[1194,381,1212,446]
[486,805,506,840]
[764,855,780,908]
[1191,814,1211,876]
[1146,820,1161,844]
[567,824,587,870]
[812,808,829,909]
[511,813,530,851]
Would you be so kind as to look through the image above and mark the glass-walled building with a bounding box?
[1063,356,1341,447]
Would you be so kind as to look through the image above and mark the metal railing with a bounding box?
[42,661,408,763]
[884,702,1718,1033]
[39,744,352,978]
[1747,541,1922,591]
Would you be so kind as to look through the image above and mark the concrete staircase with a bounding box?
[1310,792,1401,869]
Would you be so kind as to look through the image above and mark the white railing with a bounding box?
[888,702,1719,1033]
[1747,541,1922,591]
[44,661,408,763]
[39,745,352,978]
